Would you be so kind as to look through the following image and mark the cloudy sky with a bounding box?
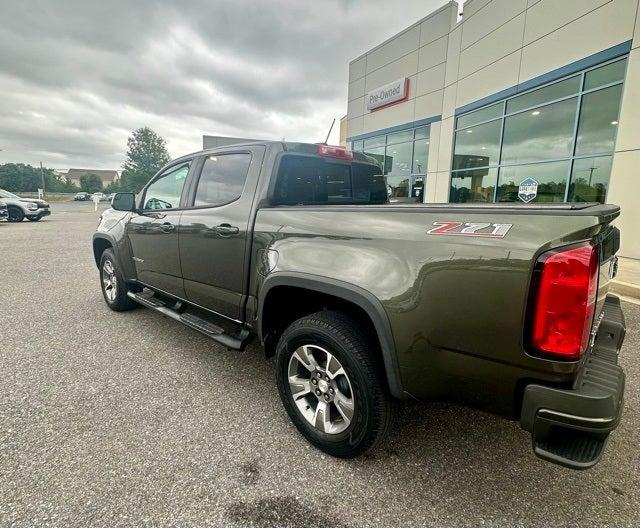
[0,0,456,170]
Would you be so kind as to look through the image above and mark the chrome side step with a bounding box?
[127,291,252,351]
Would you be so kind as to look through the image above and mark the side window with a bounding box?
[143,164,190,210]
[194,153,251,207]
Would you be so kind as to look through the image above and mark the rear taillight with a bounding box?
[317,144,354,160]
[530,242,599,360]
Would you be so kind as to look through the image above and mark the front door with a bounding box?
[126,162,191,298]
[179,146,265,320]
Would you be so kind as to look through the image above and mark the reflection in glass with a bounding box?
[413,138,429,174]
[453,120,501,170]
[414,126,429,140]
[506,76,580,114]
[387,130,413,144]
[575,85,622,155]
[569,156,612,203]
[363,135,385,148]
[585,58,627,90]
[385,141,413,198]
[496,161,569,202]
[456,102,502,129]
[450,167,497,203]
[501,97,577,164]
[363,145,385,171]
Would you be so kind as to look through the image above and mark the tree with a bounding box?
[119,127,171,192]
[79,173,103,193]
[0,163,77,193]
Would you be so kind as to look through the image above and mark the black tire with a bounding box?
[99,248,138,311]
[275,310,393,458]
[27,216,42,222]
[7,206,24,222]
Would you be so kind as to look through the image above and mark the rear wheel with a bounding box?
[99,248,137,311]
[7,207,24,222]
[276,310,393,458]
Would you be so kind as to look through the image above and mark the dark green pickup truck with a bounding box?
[93,141,626,469]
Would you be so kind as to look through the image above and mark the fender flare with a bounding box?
[92,233,119,267]
[257,272,406,399]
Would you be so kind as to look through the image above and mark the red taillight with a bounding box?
[530,242,599,360]
[317,144,354,160]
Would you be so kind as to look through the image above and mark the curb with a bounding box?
[610,279,640,300]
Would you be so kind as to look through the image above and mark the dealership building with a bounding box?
[344,0,640,275]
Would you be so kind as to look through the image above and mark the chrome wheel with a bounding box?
[288,344,355,435]
[102,259,117,302]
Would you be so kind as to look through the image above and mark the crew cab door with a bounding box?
[178,145,265,321]
[126,160,192,298]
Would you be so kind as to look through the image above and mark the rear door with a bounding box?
[178,145,265,320]
[126,161,192,298]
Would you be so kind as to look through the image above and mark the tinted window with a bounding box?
[584,59,627,90]
[143,164,189,210]
[569,155,612,203]
[194,154,251,207]
[273,155,387,205]
[450,168,497,203]
[496,160,569,202]
[456,102,502,129]
[506,76,580,114]
[501,97,577,164]
[575,84,622,155]
[453,119,502,170]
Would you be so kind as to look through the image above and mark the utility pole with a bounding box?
[40,161,45,196]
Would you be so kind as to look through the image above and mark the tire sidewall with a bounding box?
[8,207,24,222]
[99,249,129,310]
[276,321,373,455]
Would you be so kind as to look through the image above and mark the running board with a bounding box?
[127,291,252,351]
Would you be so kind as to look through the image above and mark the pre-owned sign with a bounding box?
[366,78,409,111]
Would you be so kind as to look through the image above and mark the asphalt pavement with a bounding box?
[1,202,639,527]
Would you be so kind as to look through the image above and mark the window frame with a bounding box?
[450,56,627,203]
[139,159,193,212]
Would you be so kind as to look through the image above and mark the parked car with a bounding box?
[74,192,91,201]
[0,200,8,220]
[92,142,627,469]
[0,188,51,222]
[91,192,106,202]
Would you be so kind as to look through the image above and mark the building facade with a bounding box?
[65,168,119,189]
[345,0,640,260]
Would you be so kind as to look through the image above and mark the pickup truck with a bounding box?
[93,141,627,469]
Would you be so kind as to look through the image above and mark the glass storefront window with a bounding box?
[450,168,497,203]
[506,76,580,114]
[413,138,429,174]
[453,119,501,170]
[456,102,502,129]
[496,161,570,202]
[414,126,429,140]
[575,84,623,155]
[569,156,612,203]
[501,97,578,164]
[363,145,385,170]
[352,140,364,152]
[584,59,627,90]
[363,135,385,149]
[387,130,413,144]
[386,141,413,198]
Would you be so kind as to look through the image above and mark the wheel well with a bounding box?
[93,238,112,267]
[260,285,383,363]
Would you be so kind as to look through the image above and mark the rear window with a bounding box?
[272,154,387,205]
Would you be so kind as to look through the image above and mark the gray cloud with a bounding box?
[0,0,450,169]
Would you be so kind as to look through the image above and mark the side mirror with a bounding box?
[112,192,136,212]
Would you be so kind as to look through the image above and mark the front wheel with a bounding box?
[7,207,24,222]
[99,248,138,311]
[276,310,393,458]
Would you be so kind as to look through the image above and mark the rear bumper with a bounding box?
[520,295,626,469]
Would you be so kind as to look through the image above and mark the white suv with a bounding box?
[0,189,51,222]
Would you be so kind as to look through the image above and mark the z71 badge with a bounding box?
[427,221,513,238]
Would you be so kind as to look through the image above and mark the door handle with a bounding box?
[214,223,239,236]
[159,222,175,233]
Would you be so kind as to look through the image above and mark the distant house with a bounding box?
[66,169,120,189]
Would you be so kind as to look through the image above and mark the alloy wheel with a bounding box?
[102,259,117,302]
[287,344,355,434]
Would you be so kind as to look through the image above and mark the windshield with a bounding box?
[0,189,20,199]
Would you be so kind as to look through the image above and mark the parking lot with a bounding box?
[1,202,639,527]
